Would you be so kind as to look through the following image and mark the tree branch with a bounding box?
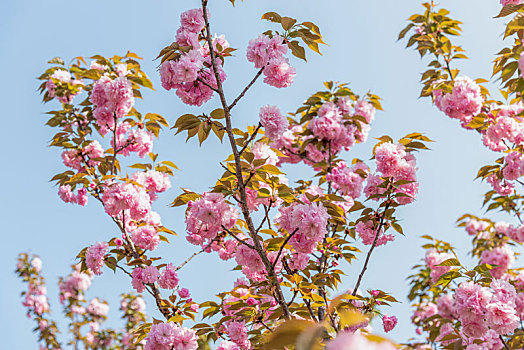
[228,68,265,111]
[352,199,392,296]
[239,123,262,156]
[200,0,290,318]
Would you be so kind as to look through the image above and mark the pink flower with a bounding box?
[275,202,329,254]
[158,264,179,290]
[503,0,524,6]
[433,76,483,126]
[217,340,240,350]
[58,184,76,204]
[179,288,190,298]
[185,192,239,248]
[425,248,454,283]
[130,225,160,251]
[246,34,286,69]
[131,266,159,293]
[86,242,108,275]
[326,161,367,198]
[259,105,289,140]
[90,75,135,120]
[465,218,490,236]
[263,57,296,88]
[480,245,515,278]
[87,298,109,317]
[356,220,394,246]
[180,8,205,33]
[382,314,398,333]
[102,182,151,221]
[326,332,396,350]
[226,321,250,350]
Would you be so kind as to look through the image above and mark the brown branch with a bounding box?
[499,335,510,350]
[228,68,265,111]
[197,77,219,93]
[352,199,392,296]
[272,228,299,269]
[201,0,290,318]
[175,238,217,272]
[239,123,262,156]
[222,226,255,249]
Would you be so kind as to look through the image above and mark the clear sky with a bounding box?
[0,0,513,348]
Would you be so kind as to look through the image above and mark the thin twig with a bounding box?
[352,199,392,296]
[258,319,274,333]
[238,123,262,156]
[272,228,299,269]
[499,335,510,350]
[222,226,255,249]
[175,238,216,272]
[228,68,265,110]
[197,77,219,93]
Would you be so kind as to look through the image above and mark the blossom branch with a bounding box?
[175,237,217,272]
[352,199,392,296]
[222,226,255,249]
[201,0,291,318]
[272,228,299,269]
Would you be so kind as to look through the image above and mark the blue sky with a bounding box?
[0,0,513,348]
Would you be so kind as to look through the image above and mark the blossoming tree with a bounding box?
[20,0,524,349]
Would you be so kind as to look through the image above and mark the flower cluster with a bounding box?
[433,76,483,126]
[276,202,329,254]
[159,9,228,106]
[185,192,239,249]
[112,121,154,158]
[273,96,377,166]
[102,182,152,221]
[131,266,159,293]
[58,184,89,206]
[61,140,104,170]
[247,34,295,88]
[45,69,84,104]
[144,322,198,350]
[366,141,419,204]
[326,161,368,198]
[259,105,289,140]
[356,219,394,246]
[425,248,454,283]
[85,242,108,275]
[482,104,524,152]
[90,74,135,135]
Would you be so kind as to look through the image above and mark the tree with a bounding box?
[19,0,524,349]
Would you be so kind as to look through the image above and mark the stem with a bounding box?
[238,123,262,156]
[352,200,392,296]
[201,0,290,318]
[175,238,216,271]
[499,335,510,350]
[228,68,265,111]
[272,228,299,269]
[197,77,220,93]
